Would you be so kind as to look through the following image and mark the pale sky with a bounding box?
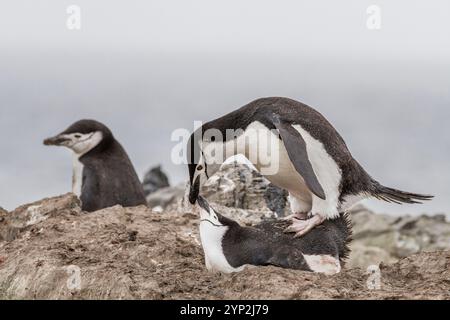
[0,0,449,60]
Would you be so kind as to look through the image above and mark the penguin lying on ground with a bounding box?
[44,119,147,212]
[197,196,351,274]
[188,97,433,237]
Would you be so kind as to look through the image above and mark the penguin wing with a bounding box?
[274,121,326,200]
[266,246,311,271]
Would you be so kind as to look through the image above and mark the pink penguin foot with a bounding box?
[284,214,326,238]
[282,212,308,221]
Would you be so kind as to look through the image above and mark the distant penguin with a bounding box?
[197,196,351,274]
[188,97,433,236]
[44,119,147,212]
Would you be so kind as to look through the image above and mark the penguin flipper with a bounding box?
[274,121,326,200]
[265,247,311,271]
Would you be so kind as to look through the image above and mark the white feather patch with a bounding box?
[292,125,342,219]
[198,206,245,273]
[199,221,244,273]
[303,254,341,275]
[72,155,84,197]
[69,131,103,198]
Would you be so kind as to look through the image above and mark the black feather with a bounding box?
[370,179,433,205]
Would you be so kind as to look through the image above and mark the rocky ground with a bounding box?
[0,164,449,300]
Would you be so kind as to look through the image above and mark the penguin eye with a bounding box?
[197,165,203,171]
[211,136,216,142]
[74,134,82,138]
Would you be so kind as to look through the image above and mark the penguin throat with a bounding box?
[72,155,84,197]
[200,219,225,228]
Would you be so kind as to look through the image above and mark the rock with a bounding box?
[263,183,289,217]
[0,208,8,238]
[347,244,397,269]
[0,193,449,299]
[202,162,289,215]
[0,193,80,242]
[202,162,269,210]
[350,205,399,239]
[394,214,450,253]
[142,165,170,196]
[347,205,450,268]
[146,184,185,211]
[0,207,8,221]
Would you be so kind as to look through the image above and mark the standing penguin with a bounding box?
[188,97,432,236]
[44,119,147,212]
[197,196,351,274]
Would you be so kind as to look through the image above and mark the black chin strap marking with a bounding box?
[200,219,225,228]
[72,132,95,147]
[202,152,209,179]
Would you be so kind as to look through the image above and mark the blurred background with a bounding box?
[0,0,449,216]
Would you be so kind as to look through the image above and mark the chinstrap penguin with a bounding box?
[188,97,433,236]
[197,196,351,274]
[44,119,147,212]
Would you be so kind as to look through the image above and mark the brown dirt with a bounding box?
[0,194,449,300]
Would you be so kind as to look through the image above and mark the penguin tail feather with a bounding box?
[338,212,353,265]
[370,180,434,205]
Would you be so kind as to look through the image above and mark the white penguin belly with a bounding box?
[238,121,342,218]
[237,122,312,201]
[292,124,342,218]
[261,141,312,202]
[72,155,84,197]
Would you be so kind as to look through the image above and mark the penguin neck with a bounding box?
[70,134,108,197]
[199,221,244,273]
[72,154,84,197]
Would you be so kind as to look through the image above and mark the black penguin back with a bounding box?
[221,213,352,270]
[79,137,147,212]
[201,97,375,198]
[255,214,352,263]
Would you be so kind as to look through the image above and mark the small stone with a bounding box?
[128,230,138,241]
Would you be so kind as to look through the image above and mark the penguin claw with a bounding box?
[282,212,308,221]
[283,225,299,233]
[294,229,310,238]
[284,220,308,234]
[285,215,325,237]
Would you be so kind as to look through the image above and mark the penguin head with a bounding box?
[187,130,221,204]
[197,196,238,228]
[44,119,113,156]
[188,155,210,204]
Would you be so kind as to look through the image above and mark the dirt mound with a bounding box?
[0,194,449,299]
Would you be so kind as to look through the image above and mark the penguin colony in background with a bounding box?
[44,119,147,212]
[188,97,432,237]
[197,196,351,274]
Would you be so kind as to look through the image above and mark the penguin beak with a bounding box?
[43,134,69,146]
[188,177,200,204]
[197,195,210,212]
